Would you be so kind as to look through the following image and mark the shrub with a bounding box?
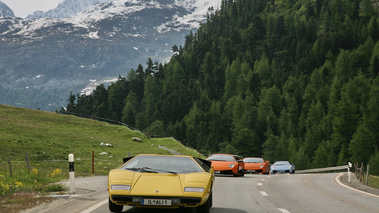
[369,150,379,175]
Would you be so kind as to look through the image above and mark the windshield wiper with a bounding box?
[156,169,178,174]
[146,168,178,174]
[125,167,158,173]
[126,167,177,174]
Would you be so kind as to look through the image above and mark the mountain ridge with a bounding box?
[0,0,14,17]
[0,0,220,111]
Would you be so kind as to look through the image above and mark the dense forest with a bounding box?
[64,0,379,172]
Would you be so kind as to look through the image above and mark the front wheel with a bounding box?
[240,168,245,177]
[196,193,212,213]
[109,198,123,212]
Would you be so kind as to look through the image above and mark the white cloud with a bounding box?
[2,0,64,18]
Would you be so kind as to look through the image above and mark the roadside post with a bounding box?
[365,164,370,186]
[92,151,95,174]
[8,157,12,177]
[348,162,352,183]
[69,154,76,194]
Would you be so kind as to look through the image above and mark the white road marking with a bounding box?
[257,183,263,186]
[79,198,108,213]
[278,208,291,213]
[335,173,379,198]
[260,191,268,196]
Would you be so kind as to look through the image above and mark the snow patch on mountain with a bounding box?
[1,0,221,41]
[27,0,115,19]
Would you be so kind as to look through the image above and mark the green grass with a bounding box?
[0,104,201,196]
[368,175,379,189]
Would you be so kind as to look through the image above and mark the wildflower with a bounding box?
[51,168,62,177]
[15,181,23,188]
[31,168,39,175]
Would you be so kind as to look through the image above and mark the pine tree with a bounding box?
[92,84,108,118]
[66,92,76,112]
[349,123,375,165]
[232,128,258,156]
[122,92,139,127]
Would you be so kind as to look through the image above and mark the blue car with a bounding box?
[270,161,295,174]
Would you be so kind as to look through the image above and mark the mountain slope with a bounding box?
[0,0,220,111]
[0,1,14,17]
[27,0,114,19]
[65,0,379,171]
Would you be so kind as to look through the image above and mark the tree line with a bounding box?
[63,0,379,173]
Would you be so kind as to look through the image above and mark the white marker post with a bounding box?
[69,154,76,194]
[348,162,352,183]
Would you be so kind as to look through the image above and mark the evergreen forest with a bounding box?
[64,0,379,172]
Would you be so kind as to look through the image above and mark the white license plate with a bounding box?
[141,199,171,206]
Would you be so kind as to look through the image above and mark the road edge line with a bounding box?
[335,173,379,198]
[79,198,108,213]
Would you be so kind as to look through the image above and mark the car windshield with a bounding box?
[273,161,290,166]
[120,155,203,174]
[243,158,264,163]
[207,154,235,161]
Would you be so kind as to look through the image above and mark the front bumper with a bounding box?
[270,169,292,174]
[214,169,236,175]
[111,195,202,208]
[245,169,263,173]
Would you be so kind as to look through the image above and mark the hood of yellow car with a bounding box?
[131,173,183,196]
[109,169,211,197]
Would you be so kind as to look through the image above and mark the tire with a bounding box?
[240,168,245,177]
[210,191,213,208]
[263,167,269,175]
[109,198,123,212]
[196,193,211,213]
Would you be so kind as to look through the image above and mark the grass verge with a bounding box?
[368,175,379,189]
[0,104,201,212]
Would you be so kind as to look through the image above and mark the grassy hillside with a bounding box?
[0,103,200,183]
[0,104,200,211]
[0,104,199,163]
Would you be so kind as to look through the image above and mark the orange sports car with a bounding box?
[243,157,270,174]
[206,154,244,177]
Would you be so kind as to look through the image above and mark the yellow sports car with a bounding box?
[108,154,215,213]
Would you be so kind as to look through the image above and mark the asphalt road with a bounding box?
[22,173,379,213]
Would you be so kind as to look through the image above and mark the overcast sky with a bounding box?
[2,0,64,18]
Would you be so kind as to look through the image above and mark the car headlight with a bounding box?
[184,187,205,193]
[229,164,235,168]
[271,166,275,169]
[288,166,291,169]
[260,165,264,168]
[111,185,131,190]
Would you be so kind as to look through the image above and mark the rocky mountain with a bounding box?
[0,1,14,17]
[27,0,115,19]
[0,0,220,111]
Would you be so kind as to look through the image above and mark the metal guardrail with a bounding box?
[296,165,348,174]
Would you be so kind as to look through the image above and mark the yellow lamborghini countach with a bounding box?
[108,154,215,213]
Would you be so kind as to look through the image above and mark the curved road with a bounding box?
[22,173,379,213]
